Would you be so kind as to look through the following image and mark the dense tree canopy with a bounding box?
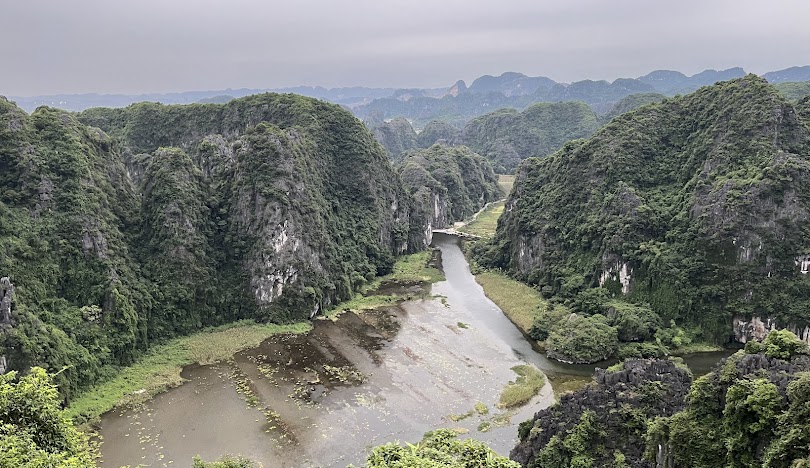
[0,368,95,467]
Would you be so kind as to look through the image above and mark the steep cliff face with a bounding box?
[486,76,810,341]
[398,145,502,229]
[511,359,692,468]
[460,101,600,172]
[0,93,428,397]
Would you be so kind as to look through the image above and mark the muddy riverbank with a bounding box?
[97,233,732,467]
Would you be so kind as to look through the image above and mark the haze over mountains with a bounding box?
[10,65,810,114]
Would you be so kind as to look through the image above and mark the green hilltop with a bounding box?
[475,75,810,362]
[0,93,430,399]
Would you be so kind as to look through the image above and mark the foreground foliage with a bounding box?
[648,330,810,468]
[356,429,520,468]
[0,368,95,467]
[514,331,810,467]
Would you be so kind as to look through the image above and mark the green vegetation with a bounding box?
[498,364,546,408]
[646,331,810,467]
[192,455,256,467]
[473,270,547,334]
[355,428,520,467]
[461,101,601,172]
[497,174,515,195]
[774,81,810,102]
[448,409,474,422]
[545,314,618,364]
[371,117,418,160]
[66,321,310,424]
[324,250,443,319]
[533,411,600,468]
[603,92,666,121]
[0,368,95,467]
[398,144,502,228]
[513,358,694,467]
[458,201,504,238]
[0,92,430,405]
[476,75,810,360]
[416,120,461,148]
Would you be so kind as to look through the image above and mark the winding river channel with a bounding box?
[98,233,732,467]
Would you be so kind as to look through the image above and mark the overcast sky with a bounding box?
[3,0,809,96]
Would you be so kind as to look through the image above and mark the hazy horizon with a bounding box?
[3,0,810,96]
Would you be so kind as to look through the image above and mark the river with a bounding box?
[97,233,732,467]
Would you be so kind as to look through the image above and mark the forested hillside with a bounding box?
[370,102,601,173]
[398,145,502,229]
[0,94,429,399]
[476,76,810,362]
[460,101,601,172]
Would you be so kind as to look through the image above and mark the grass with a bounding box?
[66,320,311,425]
[474,401,489,415]
[458,201,504,238]
[323,250,444,319]
[498,364,546,409]
[474,271,546,334]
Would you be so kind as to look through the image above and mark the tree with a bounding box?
[355,429,519,468]
[0,367,95,467]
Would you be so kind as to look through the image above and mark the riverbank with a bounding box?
[322,250,443,319]
[67,321,311,425]
[70,250,443,425]
[473,271,544,334]
[97,234,557,467]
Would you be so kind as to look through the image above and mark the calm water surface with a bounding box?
[98,233,731,467]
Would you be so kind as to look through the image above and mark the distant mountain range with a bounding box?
[6,66,810,117]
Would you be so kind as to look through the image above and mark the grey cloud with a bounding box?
[2,0,809,95]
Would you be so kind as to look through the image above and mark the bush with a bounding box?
[608,301,661,342]
[617,342,668,359]
[744,329,810,360]
[357,428,520,467]
[546,314,619,363]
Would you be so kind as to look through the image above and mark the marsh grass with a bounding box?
[474,271,545,334]
[458,202,504,239]
[498,364,545,409]
[67,321,310,425]
[324,250,443,319]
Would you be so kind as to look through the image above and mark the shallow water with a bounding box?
[97,233,731,467]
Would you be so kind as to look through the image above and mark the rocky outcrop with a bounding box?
[486,76,810,342]
[733,316,810,344]
[511,359,692,468]
[370,117,418,160]
[647,345,810,468]
[398,145,501,229]
[460,101,600,173]
[0,277,15,374]
[0,93,430,397]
